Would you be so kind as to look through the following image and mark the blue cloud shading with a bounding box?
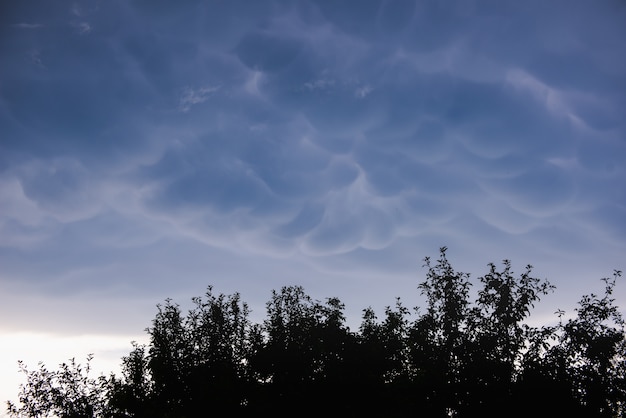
[0,0,624,338]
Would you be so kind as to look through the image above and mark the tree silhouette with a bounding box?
[7,355,110,418]
[247,286,357,415]
[7,248,626,417]
[107,342,152,418]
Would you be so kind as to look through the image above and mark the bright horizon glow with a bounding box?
[0,332,148,417]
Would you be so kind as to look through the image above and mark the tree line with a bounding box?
[7,248,626,417]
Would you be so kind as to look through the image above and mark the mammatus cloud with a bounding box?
[1,0,623,270]
[506,69,585,128]
[244,71,265,97]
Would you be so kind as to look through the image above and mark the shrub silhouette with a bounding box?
[7,248,626,417]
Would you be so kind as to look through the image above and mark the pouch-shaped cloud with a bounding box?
[301,173,398,255]
[235,30,304,73]
[13,158,102,223]
[471,196,539,235]
[145,151,272,213]
[576,136,625,175]
[505,68,594,131]
[578,203,626,243]
[479,162,576,218]
[274,202,325,239]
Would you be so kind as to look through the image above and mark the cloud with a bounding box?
[506,69,578,124]
[235,29,304,73]
[297,171,399,255]
[354,84,373,98]
[244,70,264,97]
[479,162,577,217]
[304,77,336,91]
[11,23,43,29]
[73,21,92,34]
[11,158,103,223]
[27,49,44,67]
[178,85,220,112]
[0,175,45,227]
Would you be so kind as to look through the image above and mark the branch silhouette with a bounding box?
[7,249,626,417]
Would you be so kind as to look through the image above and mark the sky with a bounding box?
[1,0,625,409]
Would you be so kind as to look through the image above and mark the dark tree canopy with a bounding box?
[7,248,626,417]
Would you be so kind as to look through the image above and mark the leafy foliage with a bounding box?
[7,248,626,417]
[7,355,110,418]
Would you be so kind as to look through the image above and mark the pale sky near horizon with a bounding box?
[1,0,625,410]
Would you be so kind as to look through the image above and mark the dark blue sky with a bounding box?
[1,0,625,405]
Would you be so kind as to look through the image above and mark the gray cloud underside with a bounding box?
[1,0,625,304]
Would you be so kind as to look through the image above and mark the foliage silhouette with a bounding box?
[7,248,626,417]
[7,355,111,418]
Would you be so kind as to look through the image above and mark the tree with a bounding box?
[409,247,475,416]
[142,287,253,417]
[358,299,413,415]
[463,259,554,416]
[106,343,153,418]
[247,286,357,415]
[406,247,556,416]
[7,355,110,418]
[549,270,625,416]
[7,250,626,417]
